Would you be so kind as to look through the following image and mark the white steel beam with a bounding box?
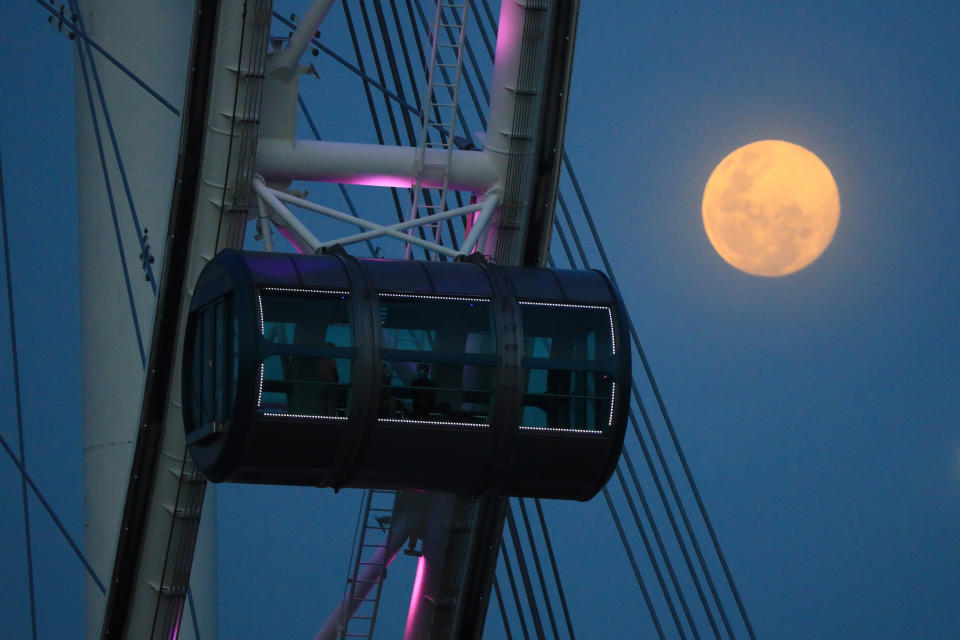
[72,1,216,639]
[253,179,323,253]
[255,138,499,193]
[477,0,526,258]
[96,1,269,638]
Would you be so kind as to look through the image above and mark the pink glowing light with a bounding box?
[273,225,307,254]
[167,600,185,640]
[494,3,521,63]
[405,556,428,637]
[343,174,414,189]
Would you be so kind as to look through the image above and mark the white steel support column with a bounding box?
[479,0,526,256]
[74,2,216,639]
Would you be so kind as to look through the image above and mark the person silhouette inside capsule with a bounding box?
[288,341,339,416]
[410,363,438,418]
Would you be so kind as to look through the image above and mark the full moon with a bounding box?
[702,140,840,277]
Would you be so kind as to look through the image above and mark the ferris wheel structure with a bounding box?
[2,1,758,639]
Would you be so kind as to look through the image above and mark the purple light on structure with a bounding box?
[273,225,307,254]
[494,1,521,62]
[344,174,413,189]
[405,556,428,637]
[166,599,185,640]
[246,253,297,281]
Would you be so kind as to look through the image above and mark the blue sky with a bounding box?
[2,1,959,639]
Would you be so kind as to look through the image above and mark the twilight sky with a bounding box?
[1,1,959,639]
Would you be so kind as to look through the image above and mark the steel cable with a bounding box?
[0,431,106,593]
[397,0,467,248]
[70,2,157,293]
[602,487,665,640]
[279,5,755,638]
[532,499,576,640]
[517,498,560,639]
[34,0,180,115]
[562,150,754,639]
[1,148,38,640]
[552,207,682,636]
[296,95,377,257]
[364,0,441,257]
[615,466,691,640]
[559,170,730,638]
[505,503,546,639]
[341,2,408,232]
[493,576,515,640]
[625,408,718,637]
[74,11,146,367]
[501,534,531,640]
[347,0,430,258]
[186,585,203,640]
[437,3,488,129]
[557,193,711,637]
[72,6,208,635]
[621,447,702,639]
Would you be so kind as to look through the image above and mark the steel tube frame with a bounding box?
[255,138,499,192]
[255,179,501,257]
[315,193,498,254]
[253,178,323,252]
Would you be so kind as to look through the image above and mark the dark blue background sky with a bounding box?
[2,2,958,638]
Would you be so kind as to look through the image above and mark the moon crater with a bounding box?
[702,140,840,277]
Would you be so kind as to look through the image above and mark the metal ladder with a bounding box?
[338,489,399,639]
[405,0,472,259]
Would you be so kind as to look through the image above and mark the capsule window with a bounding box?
[259,355,351,418]
[377,295,496,426]
[519,302,617,432]
[257,289,353,419]
[189,298,234,436]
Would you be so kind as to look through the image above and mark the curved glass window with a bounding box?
[188,297,235,437]
[377,294,496,426]
[519,302,617,433]
[257,288,353,419]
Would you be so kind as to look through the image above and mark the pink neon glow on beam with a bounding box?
[494,2,521,62]
[273,225,308,254]
[167,599,184,640]
[405,556,428,637]
[342,174,414,189]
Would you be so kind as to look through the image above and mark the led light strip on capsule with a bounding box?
[377,293,493,428]
[516,301,617,434]
[257,287,351,420]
